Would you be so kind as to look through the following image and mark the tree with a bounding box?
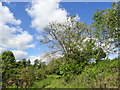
[21,59,27,67]
[92,2,119,55]
[40,16,95,63]
[40,62,46,70]
[2,51,15,64]
[26,59,31,66]
[34,59,39,67]
[1,51,16,88]
[39,16,104,76]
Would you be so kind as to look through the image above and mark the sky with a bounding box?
[0,1,117,63]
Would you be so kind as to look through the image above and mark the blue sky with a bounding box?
[60,2,112,24]
[1,1,116,62]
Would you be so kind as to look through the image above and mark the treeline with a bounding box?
[0,51,119,88]
[1,51,47,88]
[0,2,119,88]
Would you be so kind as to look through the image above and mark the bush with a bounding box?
[71,59,119,88]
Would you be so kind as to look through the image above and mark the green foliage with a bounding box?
[2,51,15,63]
[27,59,31,66]
[1,51,16,88]
[21,59,27,67]
[31,59,118,88]
[59,58,86,75]
[46,58,62,74]
[1,50,48,88]
[92,2,119,49]
[34,59,39,67]
[72,59,118,88]
[6,66,47,88]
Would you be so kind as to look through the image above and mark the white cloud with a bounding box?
[12,50,28,60]
[1,29,35,50]
[0,2,35,50]
[26,0,68,32]
[0,2,21,25]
